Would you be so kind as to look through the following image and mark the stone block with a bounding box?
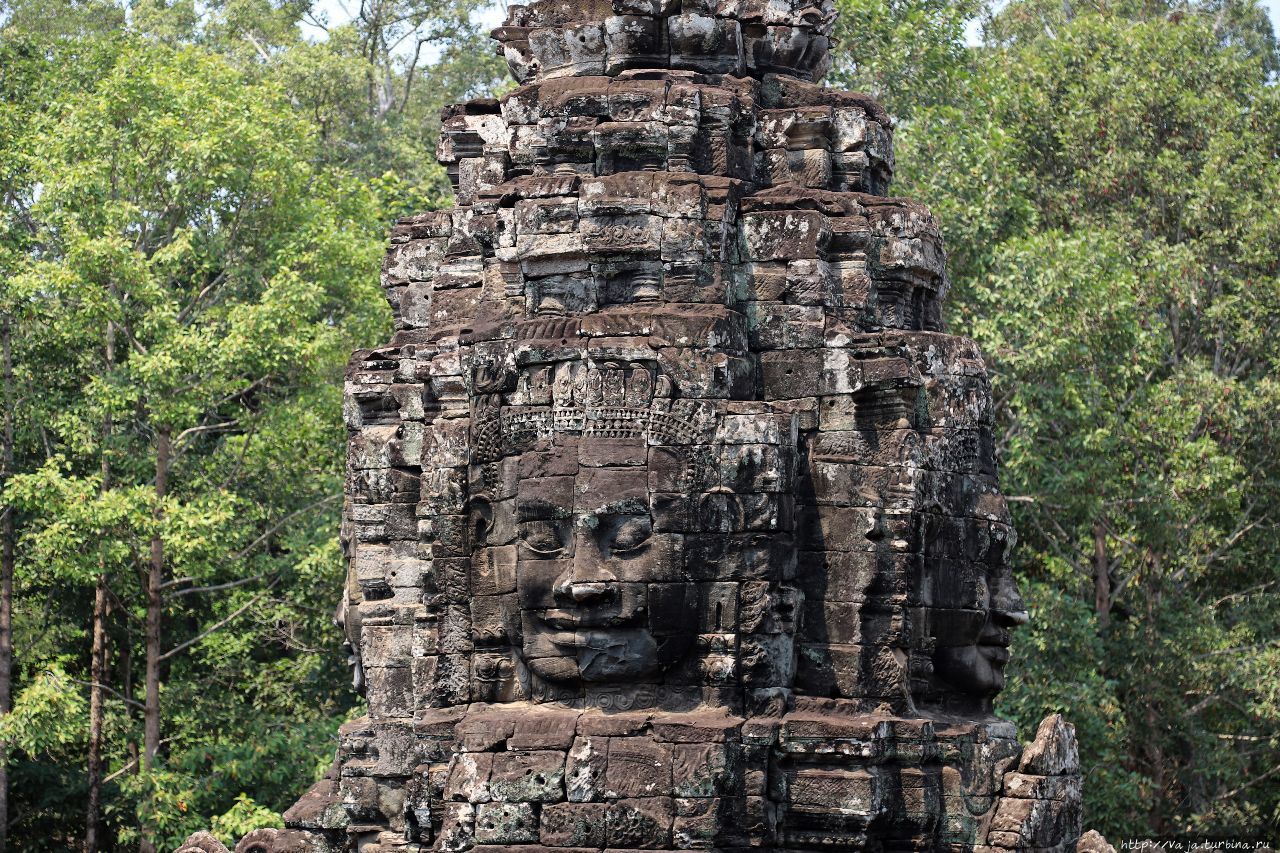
[606,737,673,798]
[604,797,675,848]
[1018,714,1080,776]
[489,750,566,802]
[474,801,538,844]
[566,735,610,802]
[540,802,612,847]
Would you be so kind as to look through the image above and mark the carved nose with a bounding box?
[556,532,618,604]
[553,570,617,605]
[990,574,1029,626]
[997,608,1031,627]
[566,581,613,604]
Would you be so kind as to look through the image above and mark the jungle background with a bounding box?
[0,0,1277,849]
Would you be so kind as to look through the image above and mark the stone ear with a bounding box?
[469,495,494,545]
[699,487,744,533]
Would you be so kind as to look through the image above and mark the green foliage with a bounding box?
[110,716,338,847]
[212,794,284,845]
[264,1,509,215]
[0,2,502,848]
[0,665,88,757]
[830,0,978,117]
[999,579,1153,833]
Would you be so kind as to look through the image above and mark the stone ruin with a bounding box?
[181,1,1100,851]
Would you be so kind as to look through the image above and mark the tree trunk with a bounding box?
[143,429,168,768]
[1092,518,1111,628]
[122,638,138,771]
[141,427,169,853]
[87,319,115,853]
[0,315,15,853]
[86,574,110,852]
[1143,551,1167,834]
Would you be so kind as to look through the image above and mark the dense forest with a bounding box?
[0,0,1276,849]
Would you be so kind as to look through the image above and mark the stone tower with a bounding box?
[180,2,1091,851]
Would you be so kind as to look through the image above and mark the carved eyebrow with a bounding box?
[516,498,567,521]
[589,498,650,518]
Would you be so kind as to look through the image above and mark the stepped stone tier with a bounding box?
[181,2,1096,851]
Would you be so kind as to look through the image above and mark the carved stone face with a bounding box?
[932,571,1029,697]
[485,437,696,685]
[927,495,1029,703]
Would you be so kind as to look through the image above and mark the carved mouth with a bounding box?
[544,630,629,652]
[538,609,636,630]
[978,644,1010,664]
[979,625,1012,647]
[541,630,579,647]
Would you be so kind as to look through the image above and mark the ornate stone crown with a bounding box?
[473,361,710,461]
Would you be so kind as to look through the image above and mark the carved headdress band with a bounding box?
[472,361,709,462]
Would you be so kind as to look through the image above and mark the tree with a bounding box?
[0,0,509,845]
[829,0,978,119]
[2,31,385,849]
[0,31,75,852]
[1,311,13,853]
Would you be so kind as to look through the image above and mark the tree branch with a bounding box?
[231,493,341,562]
[1212,580,1277,609]
[157,582,277,664]
[176,271,227,325]
[243,32,271,63]
[101,737,176,785]
[1201,513,1269,571]
[173,419,240,450]
[163,573,270,598]
[1194,638,1280,659]
[68,677,144,711]
[399,38,427,113]
[1216,762,1280,802]
[220,419,258,491]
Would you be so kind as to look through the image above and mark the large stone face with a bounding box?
[182,3,1093,851]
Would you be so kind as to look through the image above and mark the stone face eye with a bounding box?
[609,516,652,554]
[520,520,565,556]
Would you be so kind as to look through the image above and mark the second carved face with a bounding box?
[921,493,1029,708]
